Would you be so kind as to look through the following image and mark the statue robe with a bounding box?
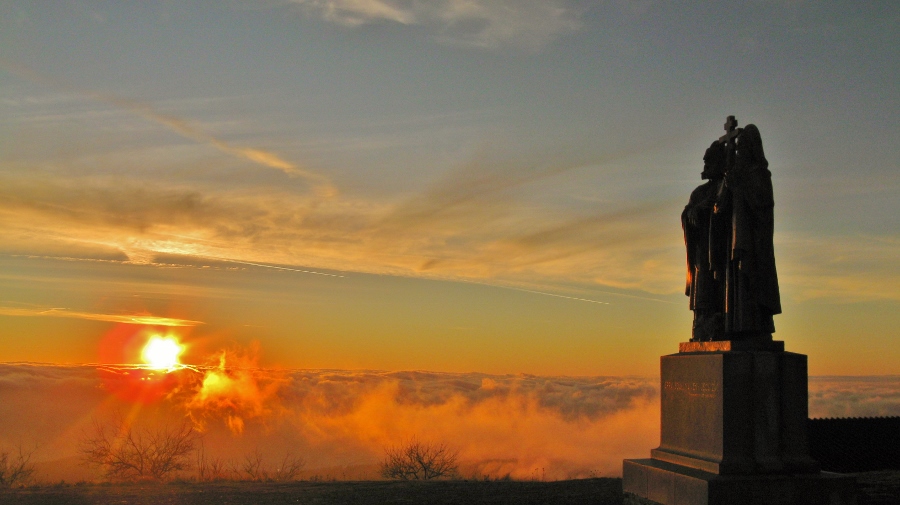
[711,124,781,338]
[682,179,724,341]
[682,181,720,309]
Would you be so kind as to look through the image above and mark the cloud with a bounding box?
[296,0,417,26]
[808,376,900,418]
[776,233,900,303]
[186,345,286,434]
[0,172,368,266]
[0,307,203,327]
[95,93,337,199]
[0,362,658,480]
[0,59,336,198]
[6,152,896,303]
[0,145,686,294]
[288,0,583,49]
[2,363,898,482]
[365,143,685,291]
[2,72,894,303]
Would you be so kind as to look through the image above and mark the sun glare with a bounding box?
[141,335,183,370]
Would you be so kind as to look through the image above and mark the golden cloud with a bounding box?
[0,307,203,327]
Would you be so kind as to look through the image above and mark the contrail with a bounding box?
[216,258,344,278]
[459,280,610,305]
[491,284,611,305]
[96,93,337,198]
[459,279,677,305]
[0,58,336,198]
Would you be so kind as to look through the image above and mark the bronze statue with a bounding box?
[684,117,781,341]
[682,142,725,341]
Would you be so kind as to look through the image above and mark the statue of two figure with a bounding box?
[682,117,781,342]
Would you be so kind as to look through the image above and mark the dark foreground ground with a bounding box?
[4,479,619,505]
[2,472,898,505]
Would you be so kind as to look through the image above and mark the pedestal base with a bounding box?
[623,459,857,505]
[656,348,819,475]
[622,342,857,504]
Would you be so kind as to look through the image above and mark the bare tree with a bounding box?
[238,448,305,482]
[273,452,306,482]
[381,439,459,480]
[196,441,233,482]
[80,419,199,481]
[0,445,36,488]
[240,449,265,482]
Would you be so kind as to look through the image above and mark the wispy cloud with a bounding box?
[3,152,896,303]
[0,59,336,198]
[94,94,336,199]
[2,61,894,302]
[0,135,686,295]
[288,0,583,49]
[0,307,203,327]
[776,233,900,303]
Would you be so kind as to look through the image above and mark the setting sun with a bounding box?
[141,335,183,370]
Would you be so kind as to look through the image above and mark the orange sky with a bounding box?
[0,249,897,375]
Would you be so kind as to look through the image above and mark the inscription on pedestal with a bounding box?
[664,380,719,399]
[657,353,733,467]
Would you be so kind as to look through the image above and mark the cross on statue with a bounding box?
[718,115,742,143]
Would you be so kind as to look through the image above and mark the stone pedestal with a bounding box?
[622,342,857,505]
[623,459,857,505]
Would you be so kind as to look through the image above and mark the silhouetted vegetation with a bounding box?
[0,445,35,488]
[195,442,305,483]
[237,448,305,482]
[80,419,199,481]
[381,439,459,480]
[195,441,231,482]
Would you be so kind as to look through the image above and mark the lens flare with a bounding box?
[141,336,183,370]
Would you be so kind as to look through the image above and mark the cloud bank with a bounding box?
[0,362,657,481]
[808,376,900,419]
[0,362,896,482]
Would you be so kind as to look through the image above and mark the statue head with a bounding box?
[702,141,725,180]
[724,115,738,133]
[736,124,768,168]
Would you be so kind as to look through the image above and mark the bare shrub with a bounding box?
[0,445,36,488]
[381,439,459,480]
[273,452,306,482]
[196,441,233,482]
[238,448,305,482]
[240,449,265,482]
[80,419,199,482]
